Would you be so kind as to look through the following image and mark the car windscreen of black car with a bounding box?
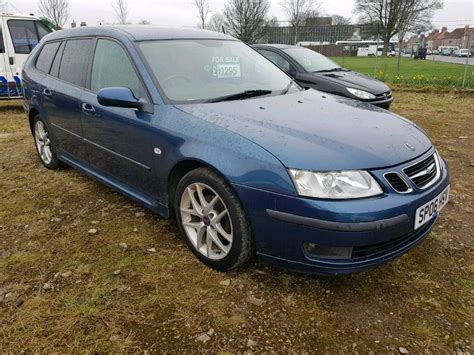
[35,41,61,73]
[58,39,94,87]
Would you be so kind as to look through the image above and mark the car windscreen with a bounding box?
[139,39,295,104]
[283,47,341,72]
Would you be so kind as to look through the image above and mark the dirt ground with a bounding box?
[1,90,473,353]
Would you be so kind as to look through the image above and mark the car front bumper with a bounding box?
[368,96,394,109]
[233,151,450,275]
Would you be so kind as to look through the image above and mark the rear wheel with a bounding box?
[33,115,64,169]
[174,167,254,271]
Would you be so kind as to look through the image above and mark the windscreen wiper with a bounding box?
[314,68,348,73]
[206,90,273,103]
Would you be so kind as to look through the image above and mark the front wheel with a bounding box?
[174,167,254,271]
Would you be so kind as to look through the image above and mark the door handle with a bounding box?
[82,103,96,115]
[42,88,52,97]
[9,57,14,65]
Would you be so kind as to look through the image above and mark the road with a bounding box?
[427,55,473,66]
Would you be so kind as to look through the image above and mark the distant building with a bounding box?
[423,26,473,51]
[443,26,474,50]
[405,35,419,49]
[430,27,450,49]
[425,30,439,49]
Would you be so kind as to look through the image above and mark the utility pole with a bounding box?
[374,23,380,78]
[462,26,471,88]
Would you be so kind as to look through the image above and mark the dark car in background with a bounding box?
[253,44,394,109]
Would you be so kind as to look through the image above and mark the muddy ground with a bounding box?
[0,90,473,352]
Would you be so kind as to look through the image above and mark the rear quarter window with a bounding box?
[50,42,65,78]
[58,39,94,87]
[35,42,61,73]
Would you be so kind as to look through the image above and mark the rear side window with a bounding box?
[36,42,61,73]
[59,39,94,87]
[8,20,40,54]
[50,42,65,77]
[91,39,142,97]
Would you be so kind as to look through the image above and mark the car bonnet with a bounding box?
[175,89,432,171]
[313,70,390,95]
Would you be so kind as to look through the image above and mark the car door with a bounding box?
[81,38,154,195]
[43,38,94,163]
[0,22,12,98]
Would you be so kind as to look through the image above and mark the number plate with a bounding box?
[414,185,450,230]
[216,64,241,78]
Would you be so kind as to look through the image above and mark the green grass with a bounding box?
[330,56,473,88]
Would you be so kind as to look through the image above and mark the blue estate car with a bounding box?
[23,27,450,275]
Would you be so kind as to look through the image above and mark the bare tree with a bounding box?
[332,14,351,25]
[195,0,211,29]
[206,12,225,32]
[112,0,129,25]
[281,0,321,44]
[354,0,442,57]
[38,0,70,29]
[266,16,280,28]
[224,0,270,44]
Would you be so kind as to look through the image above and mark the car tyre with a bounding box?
[32,115,65,170]
[174,167,254,271]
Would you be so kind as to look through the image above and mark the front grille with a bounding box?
[352,228,422,260]
[373,91,392,101]
[403,154,438,189]
[384,172,410,192]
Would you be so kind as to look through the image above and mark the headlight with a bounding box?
[346,87,376,100]
[288,169,383,199]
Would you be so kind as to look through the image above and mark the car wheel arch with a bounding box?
[28,108,40,134]
[166,159,237,217]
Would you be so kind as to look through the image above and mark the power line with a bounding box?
[431,19,474,23]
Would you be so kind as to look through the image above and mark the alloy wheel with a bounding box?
[34,120,53,165]
[179,182,233,260]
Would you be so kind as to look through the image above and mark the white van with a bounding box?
[1,12,52,99]
[367,45,396,57]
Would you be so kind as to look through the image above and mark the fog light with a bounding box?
[304,243,353,260]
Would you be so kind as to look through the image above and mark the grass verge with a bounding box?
[331,56,473,88]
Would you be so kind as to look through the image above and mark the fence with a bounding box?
[262,24,378,45]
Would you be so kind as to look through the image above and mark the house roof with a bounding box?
[431,30,449,41]
[445,28,467,39]
[426,32,439,41]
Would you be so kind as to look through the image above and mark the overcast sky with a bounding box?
[5,0,474,30]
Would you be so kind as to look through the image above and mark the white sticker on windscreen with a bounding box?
[211,56,241,78]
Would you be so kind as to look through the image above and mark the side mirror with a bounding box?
[97,87,143,110]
